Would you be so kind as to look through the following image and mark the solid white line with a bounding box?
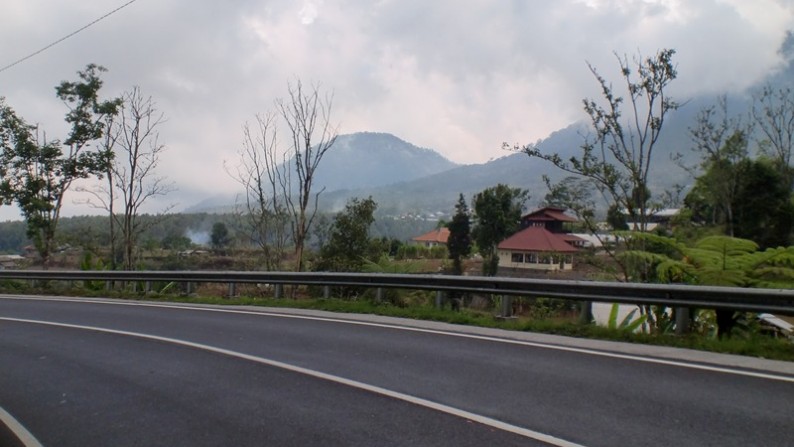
[0,316,585,447]
[3,295,794,383]
[0,406,43,447]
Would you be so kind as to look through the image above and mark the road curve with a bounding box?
[1,294,792,446]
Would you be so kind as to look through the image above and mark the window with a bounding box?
[511,253,524,263]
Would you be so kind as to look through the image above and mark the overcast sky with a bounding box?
[1,0,793,220]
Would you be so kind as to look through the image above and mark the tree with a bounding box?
[752,85,794,187]
[232,80,338,272]
[684,97,749,236]
[606,204,629,231]
[511,48,678,279]
[210,222,231,252]
[472,184,528,276]
[0,99,28,206]
[79,87,174,270]
[1,64,121,267]
[446,193,472,275]
[277,80,339,272]
[228,112,291,270]
[731,158,793,249]
[315,197,377,273]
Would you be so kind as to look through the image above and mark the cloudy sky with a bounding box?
[1,0,793,220]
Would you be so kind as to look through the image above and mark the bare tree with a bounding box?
[227,112,291,270]
[752,85,794,187]
[79,87,173,270]
[277,80,338,272]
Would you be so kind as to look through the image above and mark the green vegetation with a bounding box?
[0,64,121,267]
[3,52,794,360]
[447,193,472,275]
[314,197,378,273]
[472,184,528,275]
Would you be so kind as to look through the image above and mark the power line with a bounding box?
[0,0,140,74]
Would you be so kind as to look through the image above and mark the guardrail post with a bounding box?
[186,282,193,295]
[675,307,690,335]
[435,291,444,309]
[376,287,384,302]
[145,281,152,293]
[227,282,236,298]
[500,295,513,318]
[323,285,330,299]
[579,301,593,324]
[274,284,283,299]
[105,280,112,291]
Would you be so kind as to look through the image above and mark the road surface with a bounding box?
[1,294,792,446]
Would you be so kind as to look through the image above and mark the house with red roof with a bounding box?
[411,227,450,248]
[498,207,584,271]
[520,206,578,232]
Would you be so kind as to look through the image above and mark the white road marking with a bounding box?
[0,316,586,447]
[2,295,794,383]
[0,406,44,447]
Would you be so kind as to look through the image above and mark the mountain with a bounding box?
[311,132,458,191]
[320,123,587,215]
[185,132,458,213]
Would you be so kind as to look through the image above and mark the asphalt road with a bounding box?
[1,295,792,446]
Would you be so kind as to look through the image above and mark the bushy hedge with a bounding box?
[396,244,447,260]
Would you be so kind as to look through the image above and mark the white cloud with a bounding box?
[299,1,322,25]
[0,0,792,218]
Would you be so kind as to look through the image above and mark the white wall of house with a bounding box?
[412,241,441,248]
[497,250,574,271]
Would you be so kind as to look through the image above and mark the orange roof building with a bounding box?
[411,227,450,247]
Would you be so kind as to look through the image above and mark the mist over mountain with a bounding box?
[185,132,458,212]
[320,123,587,215]
[188,51,794,217]
[311,132,458,191]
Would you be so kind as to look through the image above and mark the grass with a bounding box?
[3,280,793,362]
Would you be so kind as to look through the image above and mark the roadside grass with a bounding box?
[2,280,793,362]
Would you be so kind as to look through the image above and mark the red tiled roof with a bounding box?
[559,234,586,243]
[498,227,578,253]
[522,207,578,223]
[412,227,450,243]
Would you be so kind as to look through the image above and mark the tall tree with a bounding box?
[511,48,678,279]
[1,64,120,267]
[472,184,528,276]
[732,158,793,249]
[446,193,472,275]
[79,87,173,270]
[752,85,794,187]
[228,112,291,270]
[684,97,749,236]
[277,80,339,272]
[0,99,28,206]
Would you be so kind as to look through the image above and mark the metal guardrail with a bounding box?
[1,269,794,316]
